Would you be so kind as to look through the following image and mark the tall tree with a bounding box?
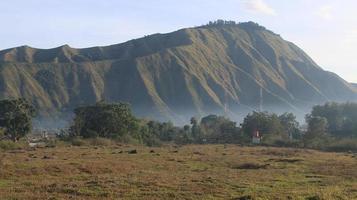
[190,117,201,139]
[200,115,239,143]
[241,112,284,138]
[0,99,36,142]
[304,115,329,147]
[279,113,300,139]
[70,101,139,139]
[310,102,357,137]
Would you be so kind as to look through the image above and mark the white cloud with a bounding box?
[316,5,333,20]
[242,0,277,16]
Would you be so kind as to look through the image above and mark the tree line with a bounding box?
[0,99,356,151]
[62,103,302,146]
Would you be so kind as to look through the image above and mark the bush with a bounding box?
[66,137,114,147]
[325,138,357,152]
[70,138,88,146]
[0,128,5,138]
[174,132,194,145]
[0,140,27,151]
[261,134,302,148]
[88,138,113,146]
[116,134,141,145]
[143,136,162,147]
[304,136,331,150]
[261,134,285,145]
[271,139,302,148]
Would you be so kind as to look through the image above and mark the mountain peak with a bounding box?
[58,44,71,49]
[237,21,271,32]
[19,45,33,49]
[197,20,278,36]
[0,22,355,122]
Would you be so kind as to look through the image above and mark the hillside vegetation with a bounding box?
[0,21,355,122]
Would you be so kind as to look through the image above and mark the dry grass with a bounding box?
[0,145,356,200]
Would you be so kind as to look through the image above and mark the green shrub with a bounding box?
[116,134,141,145]
[143,136,162,147]
[325,138,357,152]
[70,138,88,146]
[259,133,302,148]
[304,136,331,149]
[274,140,302,148]
[88,138,113,146]
[0,128,5,138]
[0,140,27,151]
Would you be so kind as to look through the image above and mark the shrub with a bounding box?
[271,139,302,148]
[325,138,357,152]
[45,140,58,148]
[116,134,141,145]
[88,138,113,146]
[70,138,88,146]
[0,140,27,151]
[304,136,331,150]
[143,137,162,147]
[260,133,301,148]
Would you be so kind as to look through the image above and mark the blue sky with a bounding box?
[1,0,356,82]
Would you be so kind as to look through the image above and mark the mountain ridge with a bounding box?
[0,21,356,123]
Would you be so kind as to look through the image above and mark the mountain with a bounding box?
[352,83,357,91]
[0,21,356,123]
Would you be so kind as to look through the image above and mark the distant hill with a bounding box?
[0,21,356,123]
[352,83,357,90]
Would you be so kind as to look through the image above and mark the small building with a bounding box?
[252,130,262,144]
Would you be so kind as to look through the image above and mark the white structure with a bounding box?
[252,130,262,144]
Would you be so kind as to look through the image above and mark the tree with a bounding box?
[190,117,201,140]
[144,120,190,144]
[204,20,237,27]
[310,102,357,137]
[0,99,36,142]
[311,102,343,134]
[241,112,284,138]
[70,101,140,139]
[304,115,329,147]
[157,121,176,141]
[279,113,301,139]
[200,115,240,143]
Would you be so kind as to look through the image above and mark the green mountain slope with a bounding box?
[0,22,356,122]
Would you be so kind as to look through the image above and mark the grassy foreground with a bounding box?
[0,144,356,200]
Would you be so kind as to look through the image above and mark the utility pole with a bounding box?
[224,90,228,117]
[259,86,263,112]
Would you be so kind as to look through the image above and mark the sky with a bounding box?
[1,0,356,82]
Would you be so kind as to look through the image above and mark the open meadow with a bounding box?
[0,144,356,200]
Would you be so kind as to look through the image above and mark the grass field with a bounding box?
[0,144,356,200]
